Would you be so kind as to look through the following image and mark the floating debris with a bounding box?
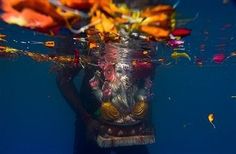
[0,46,18,54]
[157,58,166,63]
[183,122,191,128]
[44,41,56,48]
[226,51,236,59]
[231,96,236,99]
[171,28,191,37]
[0,34,6,38]
[167,39,184,48]
[0,34,6,41]
[212,53,225,64]
[31,41,56,48]
[171,51,191,61]
[208,113,216,128]
[195,57,203,67]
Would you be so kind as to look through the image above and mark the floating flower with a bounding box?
[212,53,225,64]
[171,28,191,37]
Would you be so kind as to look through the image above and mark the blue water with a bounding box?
[1,0,236,153]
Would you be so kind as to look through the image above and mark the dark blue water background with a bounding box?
[1,0,236,153]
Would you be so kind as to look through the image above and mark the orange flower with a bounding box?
[140,26,170,40]
[0,0,64,29]
[60,0,111,10]
[138,4,175,40]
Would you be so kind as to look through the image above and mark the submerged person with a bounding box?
[55,34,156,153]
[56,60,151,154]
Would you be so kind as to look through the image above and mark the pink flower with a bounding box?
[89,76,99,89]
[212,53,225,64]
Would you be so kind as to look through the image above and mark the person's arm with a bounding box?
[56,66,100,140]
[56,66,92,124]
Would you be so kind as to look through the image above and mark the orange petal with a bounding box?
[140,26,170,39]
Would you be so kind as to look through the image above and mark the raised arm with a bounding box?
[56,66,92,123]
